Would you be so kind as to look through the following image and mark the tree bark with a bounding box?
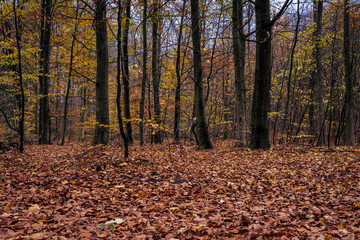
[93,0,109,145]
[249,0,271,149]
[174,0,186,144]
[309,0,324,145]
[117,0,129,157]
[232,0,246,147]
[190,0,213,149]
[39,0,52,144]
[139,0,148,146]
[282,0,300,139]
[13,0,25,152]
[152,2,162,144]
[249,0,290,149]
[343,0,355,146]
[122,0,133,144]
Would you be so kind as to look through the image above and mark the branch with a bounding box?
[74,37,95,52]
[0,86,9,92]
[0,108,17,131]
[72,69,96,83]
[80,0,95,13]
[268,0,292,27]
[134,0,172,34]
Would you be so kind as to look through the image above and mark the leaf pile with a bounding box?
[1,143,360,239]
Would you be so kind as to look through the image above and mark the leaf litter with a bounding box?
[0,142,360,239]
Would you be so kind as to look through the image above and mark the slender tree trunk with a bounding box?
[232,0,246,147]
[93,0,109,145]
[190,0,212,149]
[309,0,324,145]
[174,0,186,144]
[39,0,52,144]
[328,11,339,147]
[139,0,148,146]
[147,73,152,142]
[79,86,87,142]
[117,0,129,157]
[152,2,162,144]
[343,0,355,145]
[61,1,80,145]
[13,0,25,152]
[122,0,133,144]
[282,0,300,137]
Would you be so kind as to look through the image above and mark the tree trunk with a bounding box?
[328,10,340,147]
[249,0,290,149]
[122,0,133,144]
[343,0,355,146]
[282,0,300,138]
[13,0,25,152]
[139,0,148,146]
[309,0,324,145]
[232,0,247,147]
[39,0,52,144]
[152,2,162,144]
[173,0,186,144]
[93,0,109,145]
[117,0,129,157]
[250,0,271,149]
[190,0,213,149]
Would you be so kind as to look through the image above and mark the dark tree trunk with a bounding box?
[309,0,324,145]
[39,0,52,144]
[250,0,271,149]
[139,0,148,146]
[79,86,87,142]
[122,0,133,144]
[13,0,25,152]
[173,0,186,144]
[232,0,247,147]
[343,0,355,146]
[249,0,290,149]
[190,0,213,149]
[93,0,109,145]
[117,0,129,158]
[152,3,162,144]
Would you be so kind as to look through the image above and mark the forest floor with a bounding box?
[0,141,360,239]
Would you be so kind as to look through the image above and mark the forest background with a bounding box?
[0,0,359,150]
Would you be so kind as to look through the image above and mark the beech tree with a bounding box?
[343,0,355,145]
[93,0,109,145]
[39,0,52,144]
[232,0,246,147]
[190,0,213,149]
[309,0,324,145]
[173,0,187,144]
[13,0,25,152]
[249,0,290,149]
[139,0,148,146]
[117,0,129,157]
[152,0,162,144]
[122,0,133,144]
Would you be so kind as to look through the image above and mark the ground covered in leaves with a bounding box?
[1,142,360,239]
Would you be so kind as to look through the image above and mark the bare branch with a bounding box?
[0,108,17,131]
